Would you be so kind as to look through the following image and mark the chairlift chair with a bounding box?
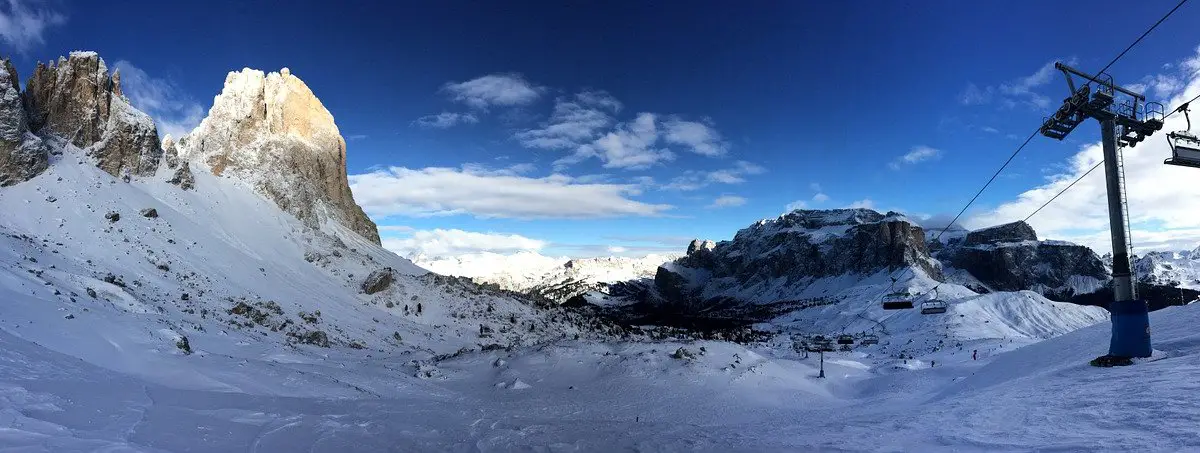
[837,334,854,345]
[882,291,914,310]
[920,300,948,315]
[861,334,880,345]
[1166,102,1200,169]
[881,276,914,310]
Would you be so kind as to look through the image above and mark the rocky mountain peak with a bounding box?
[178,67,380,244]
[22,51,160,178]
[686,239,715,256]
[0,57,49,186]
[962,221,1038,246]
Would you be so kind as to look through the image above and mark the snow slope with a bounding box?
[0,140,602,378]
[3,265,1196,451]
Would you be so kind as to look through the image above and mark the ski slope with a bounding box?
[1,288,1197,451]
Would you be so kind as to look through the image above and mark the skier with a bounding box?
[931,360,935,367]
[972,350,977,361]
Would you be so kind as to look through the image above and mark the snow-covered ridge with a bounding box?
[412,251,680,297]
[1135,249,1200,289]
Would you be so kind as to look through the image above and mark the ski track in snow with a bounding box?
[2,146,1200,452]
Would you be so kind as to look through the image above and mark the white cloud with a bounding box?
[846,199,875,209]
[112,60,204,138]
[515,90,619,149]
[568,112,674,170]
[785,200,807,211]
[442,73,543,109]
[0,0,64,52]
[958,83,993,105]
[960,58,1077,110]
[663,161,765,191]
[377,225,414,233]
[510,90,732,170]
[383,229,545,257]
[607,246,628,253]
[889,145,942,170]
[981,126,1000,134]
[813,192,830,203]
[414,112,479,129]
[349,165,673,219]
[709,195,747,209]
[663,118,728,156]
[968,47,1200,254]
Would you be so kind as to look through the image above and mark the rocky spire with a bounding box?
[177,67,380,244]
[22,51,161,177]
[0,57,49,186]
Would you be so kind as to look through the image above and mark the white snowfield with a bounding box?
[3,147,1198,452]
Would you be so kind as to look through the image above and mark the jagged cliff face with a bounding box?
[938,221,1107,300]
[653,209,942,309]
[177,68,380,244]
[0,58,49,186]
[21,51,161,177]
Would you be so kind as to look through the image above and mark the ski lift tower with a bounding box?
[1040,62,1164,362]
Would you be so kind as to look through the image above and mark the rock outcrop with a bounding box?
[651,209,942,309]
[938,221,1107,300]
[177,67,379,244]
[22,51,161,177]
[0,58,49,186]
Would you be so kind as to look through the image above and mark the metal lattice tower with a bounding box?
[1039,62,1164,359]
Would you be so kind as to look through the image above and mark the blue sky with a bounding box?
[6,0,1200,258]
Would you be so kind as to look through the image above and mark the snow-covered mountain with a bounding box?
[644,209,941,312]
[413,251,680,304]
[0,52,611,367]
[1134,248,1200,290]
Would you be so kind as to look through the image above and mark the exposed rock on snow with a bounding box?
[938,221,1106,300]
[167,161,195,190]
[0,58,49,186]
[177,67,380,244]
[361,267,395,294]
[23,52,160,177]
[140,208,157,218]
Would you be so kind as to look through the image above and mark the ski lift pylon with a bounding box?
[1166,102,1200,168]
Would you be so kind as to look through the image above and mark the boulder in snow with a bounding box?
[140,208,158,218]
[167,161,195,190]
[361,267,395,294]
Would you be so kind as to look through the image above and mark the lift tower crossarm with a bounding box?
[1055,62,1146,101]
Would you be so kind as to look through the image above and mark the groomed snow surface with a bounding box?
[4,149,1200,451]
